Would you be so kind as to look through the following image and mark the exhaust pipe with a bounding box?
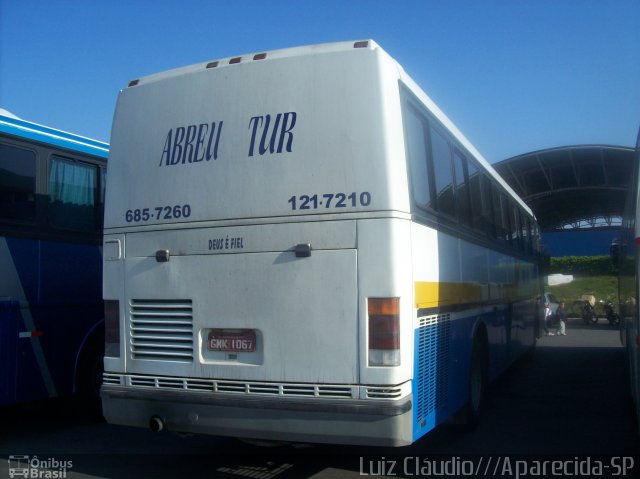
[149,415,164,433]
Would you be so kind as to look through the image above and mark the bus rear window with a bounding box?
[405,105,431,207]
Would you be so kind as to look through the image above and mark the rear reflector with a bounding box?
[18,330,44,338]
[368,298,400,366]
[104,300,120,358]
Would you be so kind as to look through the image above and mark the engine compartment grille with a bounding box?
[129,299,194,362]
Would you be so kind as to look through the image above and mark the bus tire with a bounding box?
[75,334,104,418]
[464,333,488,430]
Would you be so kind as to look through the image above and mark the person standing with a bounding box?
[544,302,554,336]
[556,302,567,336]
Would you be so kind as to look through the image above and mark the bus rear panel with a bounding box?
[101,40,539,446]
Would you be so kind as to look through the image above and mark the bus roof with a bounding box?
[125,40,378,88]
[124,39,532,217]
[0,113,109,159]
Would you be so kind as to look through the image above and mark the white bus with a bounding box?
[101,40,541,446]
[619,127,640,432]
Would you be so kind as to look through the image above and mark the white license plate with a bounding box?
[207,329,256,352]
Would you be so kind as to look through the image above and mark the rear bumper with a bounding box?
[101,384,414,446]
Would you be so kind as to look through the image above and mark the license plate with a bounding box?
[207,329,256,352]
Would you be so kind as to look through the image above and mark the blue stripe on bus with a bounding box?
[0,115,108,158]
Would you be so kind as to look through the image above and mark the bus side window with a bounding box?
[495,191,511,245]
[404,105,432,208]
[0,142,37,222]
[532,222,540,254]
[467,160,482,231]
[525,216,534,255]
[429,125,455,218]
[520,212,529,253]
[453,150,471,227]
[481,175,496,238]
[510,204,523,252]
[49,157,99,231]
[521,210,529,253]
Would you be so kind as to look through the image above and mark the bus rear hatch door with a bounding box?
[122,222,359,385]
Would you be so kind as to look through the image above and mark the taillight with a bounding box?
[104,300,120,358]
[368,297,400,366]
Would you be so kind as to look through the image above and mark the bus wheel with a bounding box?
[465,334,487,430]
[76,339,104,418]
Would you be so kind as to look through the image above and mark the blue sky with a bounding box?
[1,0,638,162]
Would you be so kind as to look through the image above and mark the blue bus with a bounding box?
[0,111,108,406]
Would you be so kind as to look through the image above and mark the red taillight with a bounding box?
[104,300,120,358]
[368,298,400,366]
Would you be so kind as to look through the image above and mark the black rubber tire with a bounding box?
[76,338,105,419]
[464,334,487,430]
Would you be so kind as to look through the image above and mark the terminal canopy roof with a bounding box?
[494,145,636,232]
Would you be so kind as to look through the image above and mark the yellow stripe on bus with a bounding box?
[414,282,485,309]
[415,281,539,309]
